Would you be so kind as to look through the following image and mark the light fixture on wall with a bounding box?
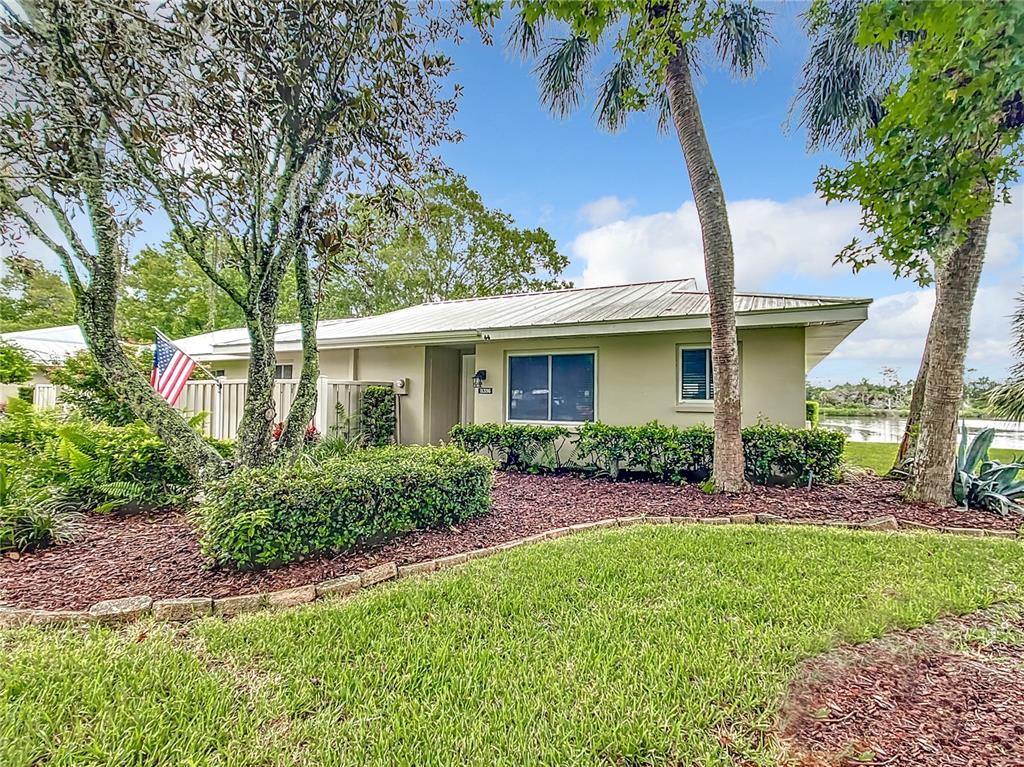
[473,369,487,390]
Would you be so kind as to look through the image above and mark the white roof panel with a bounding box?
[1,325,87,364]
[192,278,871,357]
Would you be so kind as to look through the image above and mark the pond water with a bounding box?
[820,415,1024,451]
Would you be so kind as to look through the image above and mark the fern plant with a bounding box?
[0,464,85,552]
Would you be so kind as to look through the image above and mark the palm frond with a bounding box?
[535,36,594,119]
[790,0,904,154]
[506,11,543,60]
[715,2,774,79]
[595,57,636,133]
[988,292,1024,422]
[655,86,672,135]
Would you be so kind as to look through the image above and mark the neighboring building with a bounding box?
[181,279,871,444]
[0,324,89,403]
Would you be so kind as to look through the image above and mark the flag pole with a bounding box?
[154,328,222,389]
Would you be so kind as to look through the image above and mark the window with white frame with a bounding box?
[274,364,294,380]
[508,352,595,422]
[679,347,714,401]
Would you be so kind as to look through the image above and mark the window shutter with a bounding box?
[681,348,713,400]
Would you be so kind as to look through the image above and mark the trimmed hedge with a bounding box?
[196,445,494,568]
[449,423,569,471]
[449,420,846,486]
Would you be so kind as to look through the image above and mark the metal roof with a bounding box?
[0,325,87,364]
[201,278,871,356]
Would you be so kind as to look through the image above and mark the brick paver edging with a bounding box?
[2,514,1019,628]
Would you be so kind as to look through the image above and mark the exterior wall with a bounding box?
[472,326,806,429]
[353,345,427,444]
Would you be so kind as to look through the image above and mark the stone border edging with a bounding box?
[2,513,1020,629]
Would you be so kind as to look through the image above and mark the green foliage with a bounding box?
[449,421,844,485]
[0,254,75,333]
[119,238,247,342]
[806,400,821,427]
[0,464,84,553]
[449,423,570,471]
[817,0,1024,281]
[318,176,571,317]
[196,446,494,568]
[0,405,213,516]
[988,292,1024,422]
[741,423,846,485]
[48,350,143,426]
[452,421,845,486]
[0,340,34,384]
[953,425,1024,516]
[359,386,396,447]
[17,385,34,403]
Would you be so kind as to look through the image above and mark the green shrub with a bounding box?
[450,421,844,486]
[0,340,34,385]
[360,386,396,447]
[449,422,569,471]
[805,400,821,428]
[196,445,494,568]
[0,465,84,553]
[48,350,143,425]
[0,404,221,513]
[17,385,34,403]
[741,423,845,485]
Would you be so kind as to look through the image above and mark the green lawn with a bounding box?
[3,525,1023,766]
[843,440,1021,475]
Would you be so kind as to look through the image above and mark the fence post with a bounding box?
[211,379,224,440]
[315,376,330,434]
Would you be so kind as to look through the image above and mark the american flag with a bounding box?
[150,334,197,406]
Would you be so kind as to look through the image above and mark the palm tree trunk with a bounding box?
[665,45,746,493]
[891,321,931,472]
[903,208,991,505]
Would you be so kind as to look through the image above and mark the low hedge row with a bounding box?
[196,445,494,568]
[449,421,846,485]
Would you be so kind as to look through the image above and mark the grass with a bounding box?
[2,524,1023,766]
[843,440,1021,475]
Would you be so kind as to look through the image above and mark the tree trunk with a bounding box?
[664,45,747,493]
[75,209,223,479]
[235,307,278,467]
[903,208,992,505]
[891,322,932,473]
[277,248,320,456]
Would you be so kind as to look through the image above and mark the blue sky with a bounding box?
[438,2,1023,385]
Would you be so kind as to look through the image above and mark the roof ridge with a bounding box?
[416,277,697,307]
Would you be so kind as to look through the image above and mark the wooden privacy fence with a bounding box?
[33,378,394,442]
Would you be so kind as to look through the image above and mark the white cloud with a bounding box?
[572,194,863,290]
[828,283,1019,376]
[572,188,1023,291]
[577,195,635,227]
[570,190,1023,381]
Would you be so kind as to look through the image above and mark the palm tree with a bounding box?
[507,2,774,492]
[987,293,1024,422]
[793,0,996,505]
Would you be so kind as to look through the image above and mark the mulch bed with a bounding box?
[1,473,1019,611]
[778,606,1024,767]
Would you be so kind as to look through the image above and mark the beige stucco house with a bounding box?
[178,278,870,444]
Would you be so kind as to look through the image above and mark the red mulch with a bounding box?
[778,607,1024,767]
[0,473,1019,611]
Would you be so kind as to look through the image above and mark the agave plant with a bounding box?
[952,425,1024,516]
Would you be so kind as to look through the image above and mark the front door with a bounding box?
[460,354,476,424]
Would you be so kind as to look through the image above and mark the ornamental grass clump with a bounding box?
[196,445,493,568]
